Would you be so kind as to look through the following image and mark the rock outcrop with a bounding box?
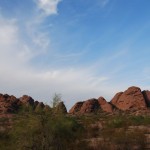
[20,95,34,107]
[98,97,113,113]
[111,86,147,111]
[69,98,112,114]
[0,94,51,114]
[69,102,84,114]
[80,99,100,113]
[70,86,150,114]
[110,92,123,106]
[142,90,150,107]
[1,86,150,116]
[0,94,19,113]
[69,99,100,114]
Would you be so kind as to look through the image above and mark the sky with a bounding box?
[0,0,150,110]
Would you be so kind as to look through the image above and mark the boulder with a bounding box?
[69,102,84,114]
[142,90,150,107]
[98,97,113,113]
[80,98,99,113]
[111,86,147,111]
[19,95,34,106]
[0,94,19,113]
[111,92,123,105]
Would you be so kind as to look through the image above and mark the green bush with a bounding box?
[0,113,84,150]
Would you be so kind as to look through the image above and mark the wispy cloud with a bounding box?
[35,0,62,16]
[99,0,109,7]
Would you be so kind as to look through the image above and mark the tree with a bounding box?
[55,101,67,114]
[52,93,62,108]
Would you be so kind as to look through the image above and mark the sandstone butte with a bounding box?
[0,94,66,115]
[0,86,150,115]
[69,86,150,114]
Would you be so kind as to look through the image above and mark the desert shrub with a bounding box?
[112,129,146,150]
[100,128,146,150]
[0,130,10,150]
[5,113,84,150]
[129,115,150,125]
[106,116,126,128]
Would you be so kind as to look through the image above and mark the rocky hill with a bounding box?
[0,86,150,150]
[69,86,150,114]
[0,86,150,116]
[0,94,51,115]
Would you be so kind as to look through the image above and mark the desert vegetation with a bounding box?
[1,110,150,150]
[0,88,150,150]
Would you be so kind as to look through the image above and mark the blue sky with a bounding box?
[0,0,150,109]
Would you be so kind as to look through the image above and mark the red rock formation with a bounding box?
[142,90,150,107]
[80,98,99,113]
[20,95,34,106]
[0,94,19,113]
[111,92,123,105]
[0,94,52,114]
[111,86,147,111]
[69,102,84,114]
[98,97,113,113]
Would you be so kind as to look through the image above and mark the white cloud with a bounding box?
[0,18,18,47]
[0,15,113,110]
[35,0,61,16]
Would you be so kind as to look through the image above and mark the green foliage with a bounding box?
[0,113,84,150]
[129,115,150,125]
[0,112,149,150]
[18,104,34,114]
[54,102,67,115]
[107,117,125,128]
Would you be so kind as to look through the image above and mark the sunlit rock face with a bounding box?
[111,86,147,111]
[98,97,113,113]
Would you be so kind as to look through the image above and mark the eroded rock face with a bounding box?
[0,94,19,113]
[69,97,114,114]
[69,102,84,114]
[142,90,150,107]
[69,99,100,114]
[80,99,99,113]
[111,86,147,111]
[98,97,113,113]
[0,94,52,114]
[111,92,123,105]
[20,95,34,107]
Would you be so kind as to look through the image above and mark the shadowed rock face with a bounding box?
[98,97,113,113]
[142,90,150,107]
[0,94,19,113]
[20,95,35,106]
[0,94,51,114]
[80,99,100,113]
[69,102,84,114]
[111,86,147,111]
[69,98,113,114]
[69,99,100,114]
